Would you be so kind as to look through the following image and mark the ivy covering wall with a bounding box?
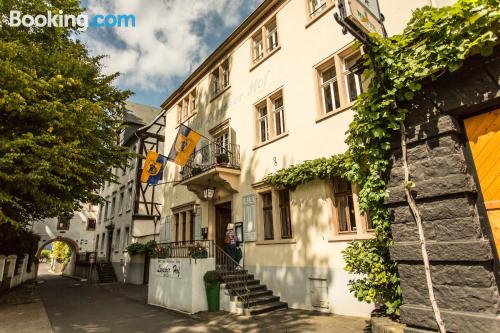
[265,0,499,315]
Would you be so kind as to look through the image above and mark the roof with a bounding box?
[124,101,162,126]
[160,0,281,110]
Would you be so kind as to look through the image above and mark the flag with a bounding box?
[141,151,166,185]
[167,124,202,167]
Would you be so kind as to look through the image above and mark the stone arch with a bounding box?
[36,237,79,276]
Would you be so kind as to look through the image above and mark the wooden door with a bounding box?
[464,108,500,252]
[215,203,232,249]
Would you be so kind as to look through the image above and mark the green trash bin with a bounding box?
[205,281,220,312]
[204,270,221,312]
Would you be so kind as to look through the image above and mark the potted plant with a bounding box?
[203,270,221,312]
[126,243,146,256]
[189,243,208,259]
[191,166,202,176]
[216,153,229,164]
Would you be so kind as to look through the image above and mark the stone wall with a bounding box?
[385,48,500,333]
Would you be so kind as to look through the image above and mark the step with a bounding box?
[247,301,288,315]
[236,289,273,301]
[243,295,280,308]
[222,273,254,281]
[228,284,266,295]
[224,279,260,288]
[217,269,248,276]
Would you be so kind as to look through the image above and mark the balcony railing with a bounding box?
[180,143,240,180]
[155,240,214,259]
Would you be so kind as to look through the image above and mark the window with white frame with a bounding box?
[273,96,285,136]
[258,104,269,143]
[309,0,327,17]
[253,33,264,63]
[255,89,286,146]
[126,183,133,212]
[176,88,197,124]
[210,60,230,99]
[100,233,105,253]
[215,131,230,155]
[110,193,116,218]
[123,227,130,249]
[251,16,279,66]
[115,228,121,251]
[343,51,363,102]
[266,19,278,52]
[118,189,125,215]
[104,199,109,220]
[321,65,340,113]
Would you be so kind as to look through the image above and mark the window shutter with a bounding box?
[243,194,257,242]
[161,216,171,242]
[194,208,202,240]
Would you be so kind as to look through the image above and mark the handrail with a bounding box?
[181,143,240,180]
[155,240,214,259]
[214,244,250,309]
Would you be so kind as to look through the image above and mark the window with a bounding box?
[266,19,278,52]
[215,131,230,155]
[343,51,363,102]
[329,177,372,239]
[251,16,279,67]
[257,187,294,243]
[118,189,125,215]
[309,0,326,17]
[315,45,365,119]
[87,218,96,231]
[104,200,109,220]
[126,184,133,212]
[172,206,196,242]
[57,215,70,230]
[115,229,121,251]
[279,190,292,239]
[181,211,187,241]
[176,88,197,124]
[255,89,286,146]
[333,177,357,233]
[321,65,340,113]
[252,33,264,62]
[101,233,105,253]
[262,192,274,240]
[273,96,285,136]
[210,60,230,99]
[130,145,136,171]
[96,234,100,251]
[189,212,195,241]
[258,104,269,143]
[123,227,130,249]
[110,193,116,218]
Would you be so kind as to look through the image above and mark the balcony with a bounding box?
[179,143,241,200]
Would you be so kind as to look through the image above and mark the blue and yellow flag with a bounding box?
[141,151,166,185]
[167,124,202,167]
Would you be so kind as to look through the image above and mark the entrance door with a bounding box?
[464,108,500,252]
[215,202,232,251]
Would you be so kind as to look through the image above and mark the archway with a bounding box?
[36,237,79,277]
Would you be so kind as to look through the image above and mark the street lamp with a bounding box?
[203,187,215,200]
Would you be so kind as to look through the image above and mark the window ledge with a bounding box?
[328,233,374,242]
[253,132,289,150]
[305,4,335,29]
[209,85,231,103]
[250,45,281,72]
[315,104,352,123]
[257,238,296,245]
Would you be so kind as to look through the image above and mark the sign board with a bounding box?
[155,259,182,279]
[341,0,384,35]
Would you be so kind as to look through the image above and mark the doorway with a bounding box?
[215,201,232,251]
[464,108,500,253]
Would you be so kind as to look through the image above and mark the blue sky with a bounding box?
[79,0,262,107]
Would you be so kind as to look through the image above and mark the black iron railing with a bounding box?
[180,143,240,180]
[155,240,214,259]
[215,244,250,309]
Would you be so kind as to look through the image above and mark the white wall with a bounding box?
[148,258,215,314]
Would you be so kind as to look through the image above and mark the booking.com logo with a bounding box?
[8,10,136,32]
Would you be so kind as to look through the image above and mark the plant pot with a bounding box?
[191,167,202,176]
[204,281,220,312]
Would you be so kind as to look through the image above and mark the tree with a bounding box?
[52,241,72,264]
[0,0,132,226]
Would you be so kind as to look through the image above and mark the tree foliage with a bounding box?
[0,0,131,226]
[266,0,499,315]
[52,241,72,264]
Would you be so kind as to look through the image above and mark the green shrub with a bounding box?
[40,249,51,260]
[126,242,146,255]
[203,270,220,286]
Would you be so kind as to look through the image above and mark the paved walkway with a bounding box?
[0,280,53,333]
[2,265,371,333]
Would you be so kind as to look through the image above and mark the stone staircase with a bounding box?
[219,269,287,315]
[96,262,116,283]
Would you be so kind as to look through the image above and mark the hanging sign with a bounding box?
[343,0,384,35]
[155,259,182,279]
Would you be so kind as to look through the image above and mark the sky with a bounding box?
[79,0,263,107]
